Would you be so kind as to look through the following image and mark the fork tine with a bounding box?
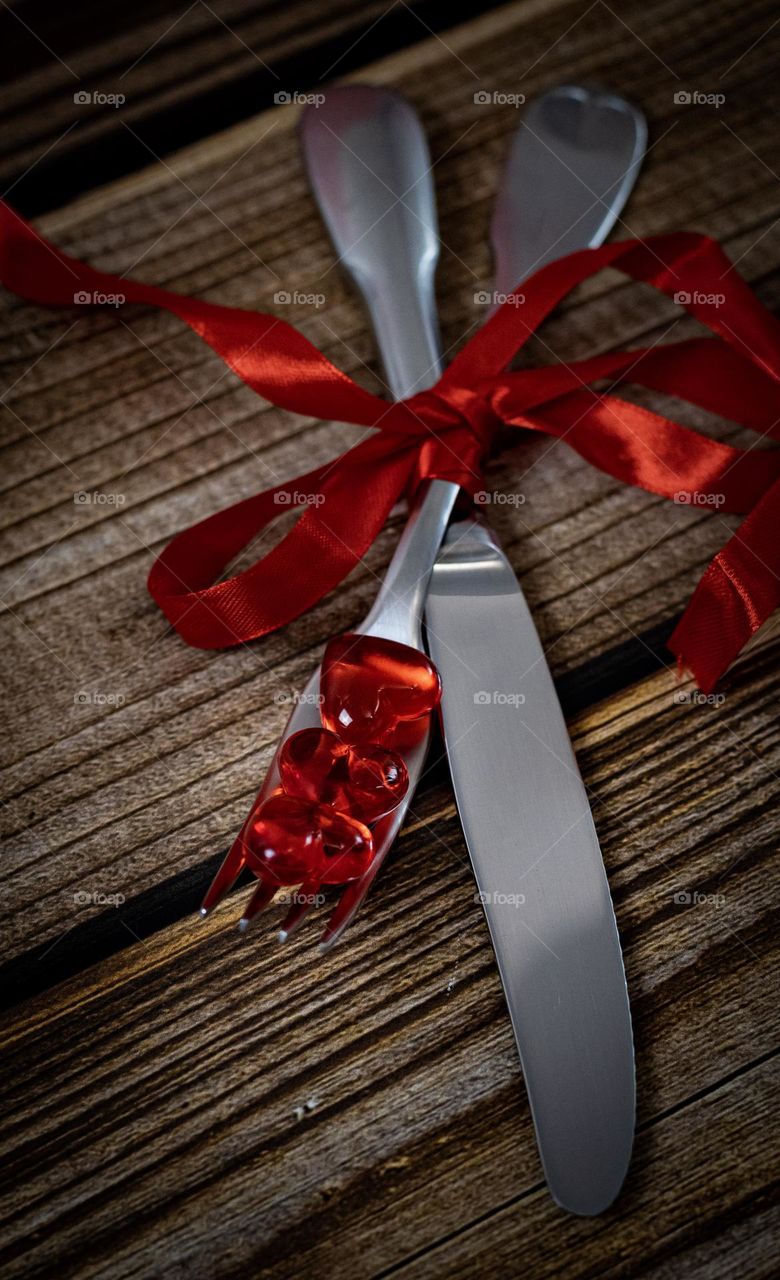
[238,877,278,931]
[278,877,321,942]
[318,851,388,952]
[200,839,246,916]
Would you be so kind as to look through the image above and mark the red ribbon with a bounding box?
[2,201,779,691]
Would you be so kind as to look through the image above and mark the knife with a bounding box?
[424,87,645,1214]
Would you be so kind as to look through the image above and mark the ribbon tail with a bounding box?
[0,201,387,428]
[669,475,780,691]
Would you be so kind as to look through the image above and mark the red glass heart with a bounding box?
[243,793,373,884]
[345,741,409,822]
[320,634,441,746]
[279,727,409,822]
[279,728,351,810]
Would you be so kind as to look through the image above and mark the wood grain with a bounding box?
[1,0,779,1275]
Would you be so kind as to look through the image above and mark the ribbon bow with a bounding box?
[2,202,779,691]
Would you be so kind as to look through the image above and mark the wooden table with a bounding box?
[1,1,778,1275]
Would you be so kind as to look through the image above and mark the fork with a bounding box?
[201,86,453,944]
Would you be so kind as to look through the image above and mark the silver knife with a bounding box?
[425,87,645,1214]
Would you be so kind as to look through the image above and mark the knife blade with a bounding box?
[426,516,635,1215]
[423,84,644,1214]
[425,520,634,1215]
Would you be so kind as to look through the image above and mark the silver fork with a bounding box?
[200,84,646,947]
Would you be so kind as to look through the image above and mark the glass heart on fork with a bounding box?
[320,634,441,747]
[243,793,374,885]
[279,727,409,822]
[200,634,443,934]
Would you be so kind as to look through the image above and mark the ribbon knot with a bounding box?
[1,201,779,691]
[399,383,497,496]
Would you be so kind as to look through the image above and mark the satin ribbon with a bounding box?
[2,201,779,691]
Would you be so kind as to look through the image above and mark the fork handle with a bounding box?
[300,85,445,401]
[299,87,460,642]
[359,479,458,646]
